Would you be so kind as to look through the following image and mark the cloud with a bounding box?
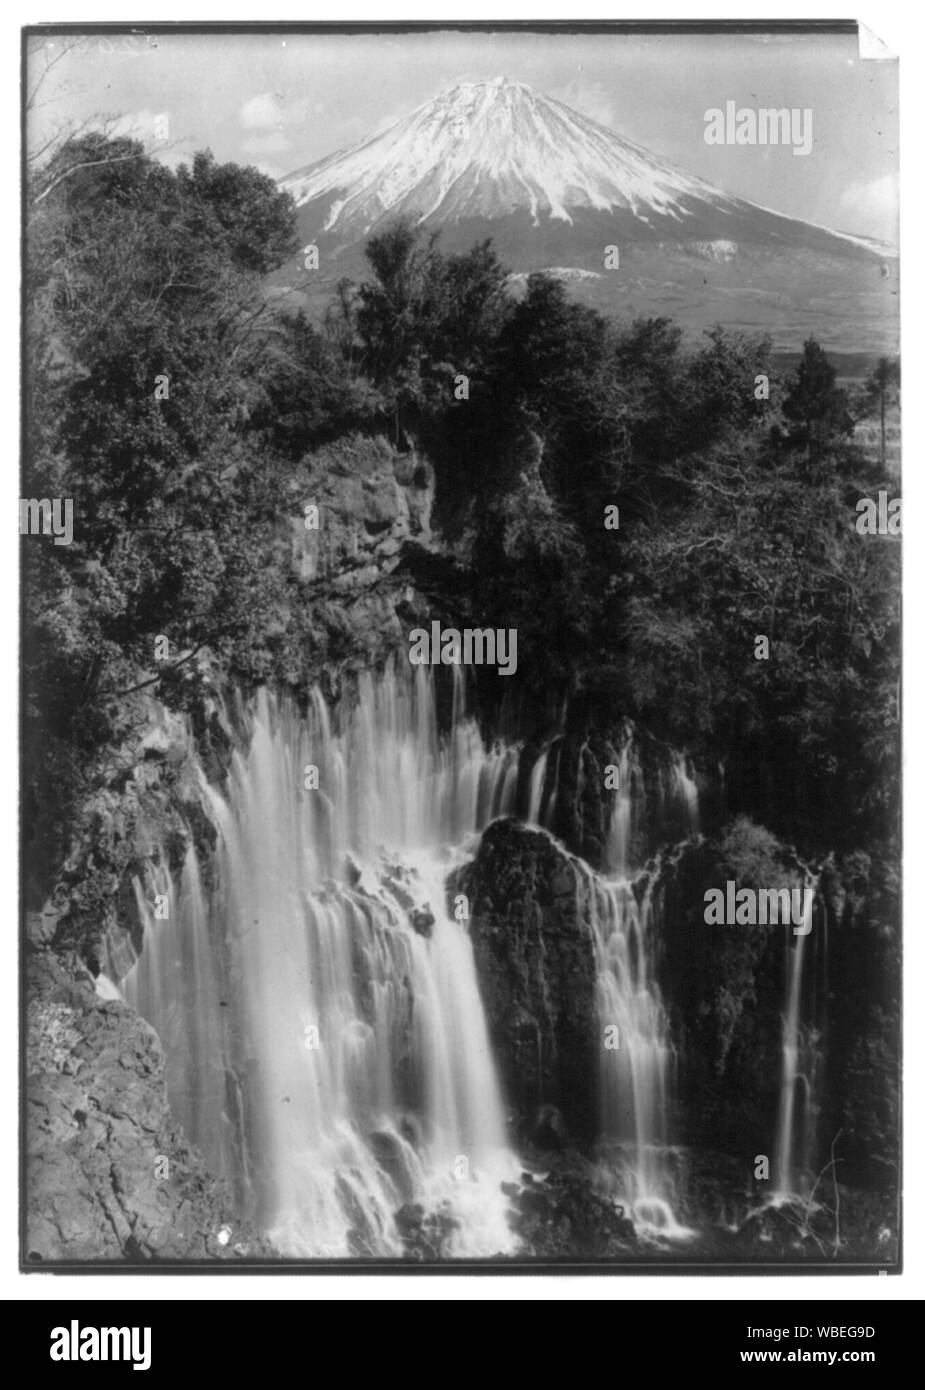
[239,93,285,131]
[838,173,899,243]
[242,132,292,157]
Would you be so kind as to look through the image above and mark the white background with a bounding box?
[2,0,919,1303]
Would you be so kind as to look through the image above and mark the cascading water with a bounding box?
[773,875,824,1201]
[586,871,678,1225]
[125,664,521,1257]
[603,748,633,876]
[121,657,712,1253]
[128,852,230,1183]
[596,748,699,1235]
[518,725,699,1234]
[601,728,700,877]
[526,750,548,826]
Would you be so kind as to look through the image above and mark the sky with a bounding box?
[26,27,899,243]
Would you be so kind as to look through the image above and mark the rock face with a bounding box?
[23,431,445,1265]
[25,953,267,1263]
[816,853,900,1190]
[515,720,701,874]
[503,1160,637,1259]
[655,821,900,1195]
[278,433,437,691]
[652,833,785,1158]
[289,434,432,586]
[455,818,598,1144]
[28,691,229,982]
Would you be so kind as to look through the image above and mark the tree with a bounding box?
[356,219,443,394]
[682,325,772,450]
[177,150,298,276]
[250,309,368,458]
[356,217,509,445]
[23,134,303,892]
[782,337,853,467]
[861,357,900,469]
[491,275,619,504]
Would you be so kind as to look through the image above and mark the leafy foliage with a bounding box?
[24,136,308,885]
[24,166,899,891]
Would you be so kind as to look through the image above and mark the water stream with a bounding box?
[121,659,813,1252]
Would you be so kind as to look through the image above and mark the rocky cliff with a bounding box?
[26,954,267,1263]
[23,424,899,1262]
[455,818,599,1145]
[24,431,441,1262]
[279,433,437,691]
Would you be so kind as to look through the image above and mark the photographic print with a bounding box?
[22,21,900,1271]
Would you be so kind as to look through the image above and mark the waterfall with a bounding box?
[586,872,676,1218]
[526,750,548,825]
[603,740,633,876]
[601,732,700,875]
[592,761,699,1236]
[521,723,700,1234]
[121,657,710,1253]
[125,664,519,1257]
[773,875,824,1200]
[128,852,230,1184]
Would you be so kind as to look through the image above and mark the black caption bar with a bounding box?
[9,1300,914,1376]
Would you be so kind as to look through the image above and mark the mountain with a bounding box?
[277,77,898,355]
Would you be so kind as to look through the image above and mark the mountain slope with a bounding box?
[277,77,897,354]
[282,76,888,256]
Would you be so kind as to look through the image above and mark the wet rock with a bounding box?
[25,954,269,1263]
[455,819,598,1144]
[734,1200,812,1254]
[505,1158,638,1258]
[395,1200,459,1261]
[410,908,435,938]
[533,1104,568,1153]
[369,1130,416,1204]
[343,853,363,888]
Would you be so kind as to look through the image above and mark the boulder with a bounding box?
[455,818,598,1144]
[410,907,435,938]
[504,1158,638,1258]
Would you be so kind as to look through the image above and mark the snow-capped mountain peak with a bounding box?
[276,76,896,357]
[281,76,737,238]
